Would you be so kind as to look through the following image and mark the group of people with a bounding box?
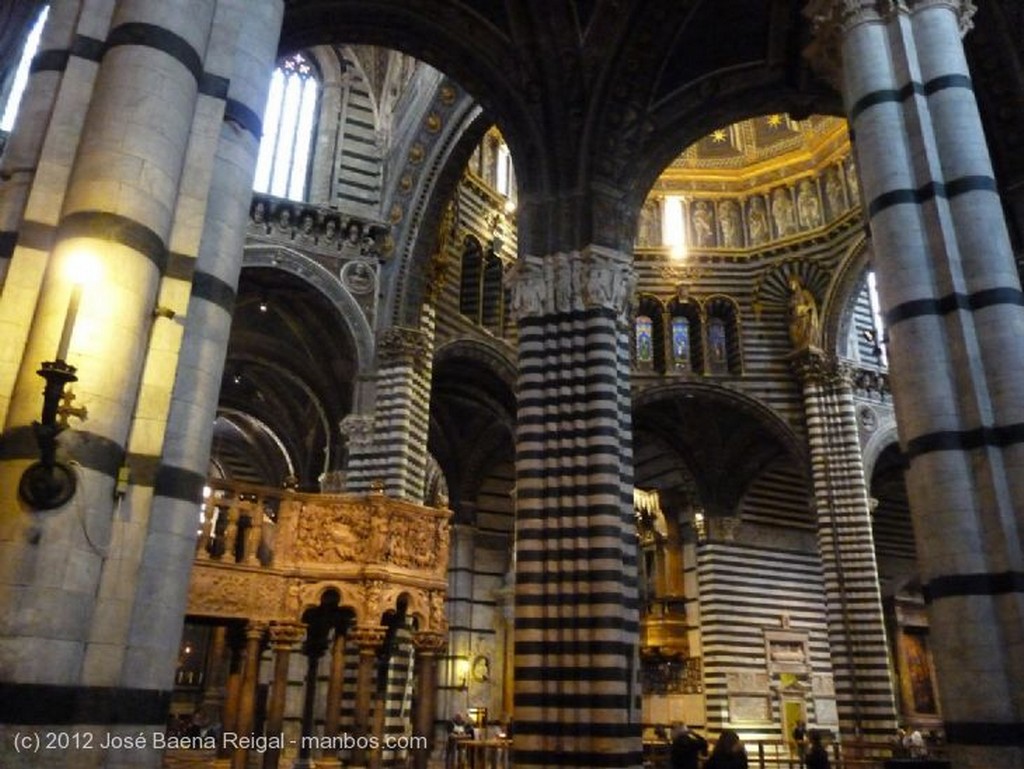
[668,724,752,769]
[668,720,832,769]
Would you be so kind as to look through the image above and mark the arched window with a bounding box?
[253,52,319,201]
[705,295,743,375]
[635,315,655,369]
[0,5,49,132]
[459,235,507,335]
[867,269,888,367]
[667,293,702,373]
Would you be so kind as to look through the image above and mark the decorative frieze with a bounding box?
[506,249,635,321]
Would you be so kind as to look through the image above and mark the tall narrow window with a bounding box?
[866,269,888,367]
[253,52,319,201]
[636,316,654,368]
[1,6,49,132]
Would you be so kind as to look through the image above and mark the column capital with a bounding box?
[506,247,635,322]
[378,326,430,365]
[268,621,306,649]
[789,348,835,385]
[805,0,977,55]
[412,630,447,655]
[339,413,375,450]
[245,620,269,642]
[349,625,387,651]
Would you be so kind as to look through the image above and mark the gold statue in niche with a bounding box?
[788,276,821,350]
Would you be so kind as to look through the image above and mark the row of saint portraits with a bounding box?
[248,196,381,259]
[637,158,860,250]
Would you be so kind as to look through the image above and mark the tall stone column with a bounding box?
[807,2,1024,766]
[350,625,386,769]
[118,0,284,694]
[507,248,641,768]
[263,622,305,769]
[0,1,76,291]
[319,624,351,769]
[791,350,897,739]
[412,630,446,769]
[232,621,267,769]
[345,324,433,500]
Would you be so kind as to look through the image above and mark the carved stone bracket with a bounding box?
[505,248,635,322]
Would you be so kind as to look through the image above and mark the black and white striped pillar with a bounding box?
[346,319,434,501]
[792,350,897,740]
[809,1,1024,765]
[508,248,642,769]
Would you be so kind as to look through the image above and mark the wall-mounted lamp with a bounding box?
[455,657,470,690]
[692,510,707,545]
[19,254,94,510]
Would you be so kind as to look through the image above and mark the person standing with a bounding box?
[805,729,830,769]
[705,729,748,769]
[670,723,708,769]
[792,719,808,766]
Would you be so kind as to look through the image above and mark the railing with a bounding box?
[643,738,932,769]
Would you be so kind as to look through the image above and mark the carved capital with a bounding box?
[506,249,635,322]
[245,621,269,642]
[804,0,976,86]
[349,626,387,651]
[378,326,430,365]
[789,347,834,385]
[339,414,375,450]
[269,621,306,649]
[412,631,447,655]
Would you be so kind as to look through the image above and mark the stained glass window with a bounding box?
[636,316,654,365]
[671,316,690,370]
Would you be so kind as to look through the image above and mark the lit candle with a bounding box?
[55,281,83,361]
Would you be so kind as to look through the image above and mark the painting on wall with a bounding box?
[901,629,938,715]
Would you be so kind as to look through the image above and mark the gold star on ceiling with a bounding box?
[766,114,784,128]
[711,129,728,143]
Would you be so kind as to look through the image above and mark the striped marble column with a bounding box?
[0,1,76,289]
[0,0,215,751]
[0,1,283,766]
[117,0,283,696]
[509,248,641,769]
[809,2,1024,765]
[792,350,897,740]
[346,318,434,501]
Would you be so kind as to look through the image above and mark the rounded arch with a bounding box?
[430,339,516,520]
[634,382,809,522]
[821,232,872,358]
[862,420,901,485]
[635,381,807,467]
[433,338,516,393]
[243,245,374,371]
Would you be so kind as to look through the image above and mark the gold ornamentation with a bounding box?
[412,631,447,654]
